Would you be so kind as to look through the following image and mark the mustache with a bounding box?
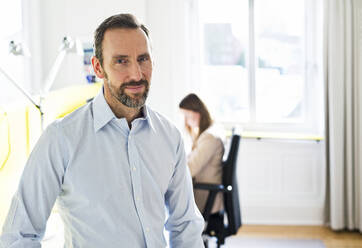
[120,80,148,89]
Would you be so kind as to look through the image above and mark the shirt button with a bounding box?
[136,197,140,201]
[133,167,136,171]
[146,227,150,232]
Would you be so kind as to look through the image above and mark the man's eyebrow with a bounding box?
[112,55,128,59]
[112,53,150,59]
[138,53,150,58]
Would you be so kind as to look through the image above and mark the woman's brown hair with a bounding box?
[179,93,213,140]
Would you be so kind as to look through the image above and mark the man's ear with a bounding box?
[91,56,105,79]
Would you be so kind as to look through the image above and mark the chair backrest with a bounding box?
[222,134,241,236]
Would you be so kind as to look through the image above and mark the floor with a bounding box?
[41,213,362,248]
[236,225,362,248]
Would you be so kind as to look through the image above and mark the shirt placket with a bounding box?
[127,125,152,247]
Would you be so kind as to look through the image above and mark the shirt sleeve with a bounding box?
[0,122,66,248]
[164,134,205,248]
[188,133,223,177]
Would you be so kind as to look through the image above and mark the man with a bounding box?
[0,13,204,248]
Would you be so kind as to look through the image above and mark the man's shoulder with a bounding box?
[147,107,179,133]
[48,102,93,132]
[147,107,169,123]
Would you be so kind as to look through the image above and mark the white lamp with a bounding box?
[1,37,84,130]
[42,36,84,95]
[0,41,40,109]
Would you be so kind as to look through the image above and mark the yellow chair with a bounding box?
[0,105,29,227]
[41,82,102,127]
[0,109,11,170]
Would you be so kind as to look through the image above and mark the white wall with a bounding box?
[145,0,196,119]
[238,138,326,225]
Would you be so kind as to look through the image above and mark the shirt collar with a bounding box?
[139,104,154,131]
[92,87,116,132]
[92,87,153,132]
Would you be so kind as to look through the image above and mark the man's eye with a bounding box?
[116,59,127,64]
[138,57,149,62]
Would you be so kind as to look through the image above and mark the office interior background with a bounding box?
[0,0,361,247]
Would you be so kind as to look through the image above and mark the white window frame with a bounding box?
[0,0,40,104]
[196,0,324,136]
[22,0,43,95]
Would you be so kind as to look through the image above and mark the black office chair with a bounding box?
[194,134,242,248]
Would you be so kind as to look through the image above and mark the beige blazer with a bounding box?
[187,129,225,214]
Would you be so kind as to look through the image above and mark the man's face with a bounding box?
[93,28,153,108]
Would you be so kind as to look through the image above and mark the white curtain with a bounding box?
[324,0,362,231]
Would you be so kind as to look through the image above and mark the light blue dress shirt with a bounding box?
[0,89,204,248]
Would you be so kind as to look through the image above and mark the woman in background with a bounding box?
[179,93,224,214]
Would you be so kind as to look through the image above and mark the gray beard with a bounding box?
[106,79,149,108]
[117,89,148,108]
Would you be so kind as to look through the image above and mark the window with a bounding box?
[0,0,26,104]
[198,0,323,134]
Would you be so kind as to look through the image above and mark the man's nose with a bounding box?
[128,63,142,81]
